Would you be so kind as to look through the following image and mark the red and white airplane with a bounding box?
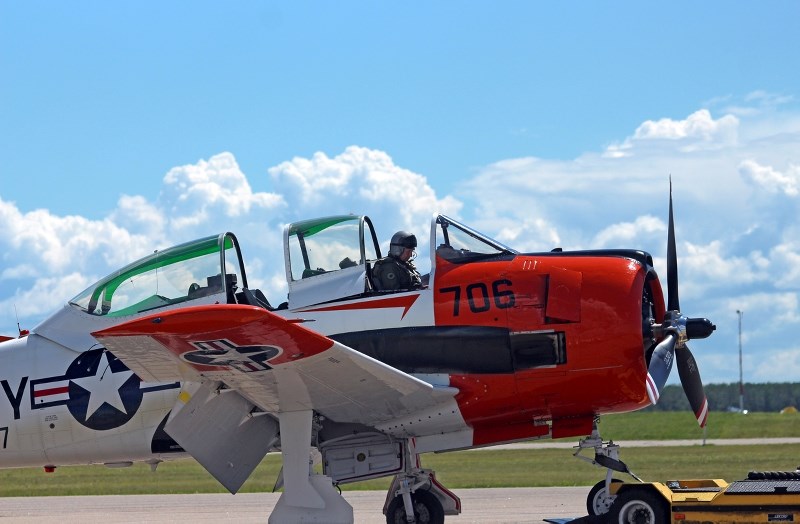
[0,189,714,523]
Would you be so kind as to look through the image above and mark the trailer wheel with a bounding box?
[586,478,622,515]
[385,490,444,524]
[608,488,668,524]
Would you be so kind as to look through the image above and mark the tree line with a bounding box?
[643,383,800,413]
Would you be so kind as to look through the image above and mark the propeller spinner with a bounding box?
[645,181,716,427]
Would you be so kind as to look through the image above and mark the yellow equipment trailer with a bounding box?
[607,470,800,523]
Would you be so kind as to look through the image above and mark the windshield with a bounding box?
[435,215,517,262]
[70,233,245,317]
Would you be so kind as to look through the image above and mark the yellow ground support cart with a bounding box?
[606,470,800,523]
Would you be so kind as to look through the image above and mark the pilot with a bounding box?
[372,231,423,291]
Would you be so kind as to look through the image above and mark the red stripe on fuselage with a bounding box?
[299,294,420,319]
[34,386,69,397]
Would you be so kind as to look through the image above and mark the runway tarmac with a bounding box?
[0,487,588,523]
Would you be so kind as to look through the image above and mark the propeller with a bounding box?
[646,180,716,427]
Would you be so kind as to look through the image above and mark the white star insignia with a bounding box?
[70,352,134,421]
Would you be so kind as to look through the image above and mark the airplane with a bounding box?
[0,187,715,523]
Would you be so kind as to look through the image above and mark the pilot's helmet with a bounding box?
[389,231,417,258]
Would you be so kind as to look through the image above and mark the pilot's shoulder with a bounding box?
[373,257,396,269]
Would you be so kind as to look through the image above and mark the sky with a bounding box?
[2,2,800,391]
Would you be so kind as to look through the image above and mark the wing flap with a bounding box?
[164,380,279,493]
[93,305,461,431]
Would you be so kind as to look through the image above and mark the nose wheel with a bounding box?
[574,421,643,518]
[587,478,623,516]
[385,490,444,524]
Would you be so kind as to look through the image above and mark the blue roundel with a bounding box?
[65,349,143,431]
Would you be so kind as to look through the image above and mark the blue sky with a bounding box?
[2,2,800,391]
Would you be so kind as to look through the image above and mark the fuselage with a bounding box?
[0,217,665,471]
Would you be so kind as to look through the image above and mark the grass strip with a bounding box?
[2,443,798,497]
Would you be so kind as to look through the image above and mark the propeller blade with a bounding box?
[645,332,676,405]
[667,179,680,312]
[657,181,712,427]
[677,345,709,427]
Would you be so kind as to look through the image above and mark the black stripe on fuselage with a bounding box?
[331,326,566,375]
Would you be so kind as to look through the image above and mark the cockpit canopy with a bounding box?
[70,232,247,317]
[285,215,381,282]
[284,215,381,309]
[433,215,517,262]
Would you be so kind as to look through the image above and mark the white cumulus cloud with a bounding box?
[591,215,665,249]
[263,146,466,279]
[269,146,462,232]
[605,109,739,157]
[739,159,800,197]
[161,152,285,229]
[634,109,739,143]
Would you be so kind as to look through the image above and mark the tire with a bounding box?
[586,478,623,516]
[385,490,445,524]
[608,488,669,524]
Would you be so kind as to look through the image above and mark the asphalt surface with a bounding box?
[0,488,588,523]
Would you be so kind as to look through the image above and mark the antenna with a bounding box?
[14,304,29,337]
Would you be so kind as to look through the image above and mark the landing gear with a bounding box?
[385,490,444,524]
[382,439,459,524]
[574,420,642,518]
